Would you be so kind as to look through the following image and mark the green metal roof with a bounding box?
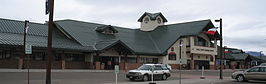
[54,19,214,55]
[0,18,93,52]
[0,18,47,36]
[0,18,215,55]
[218,47,250,61]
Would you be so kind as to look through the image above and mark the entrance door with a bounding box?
[100,56,119,70]
[195,60,210,69]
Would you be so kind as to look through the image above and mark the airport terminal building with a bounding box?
[0,12,219,70]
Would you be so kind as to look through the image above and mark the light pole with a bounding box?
[215,18,223,79]
[179,39,183,84]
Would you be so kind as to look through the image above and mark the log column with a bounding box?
[190,54,195,70]
[61,53,65,69]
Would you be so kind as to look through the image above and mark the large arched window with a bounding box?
[195,37,208,47]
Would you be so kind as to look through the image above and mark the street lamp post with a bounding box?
[215,18,223,79]
[179,40,183,84]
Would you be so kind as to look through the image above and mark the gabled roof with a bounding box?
[95,39,133,52]
[137,12,168,22]
[218,47,250,61]
[54,19,214,55]
[0,18,215,55]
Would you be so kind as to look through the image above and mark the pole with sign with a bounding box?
[115,65,119,84]
[149,65,156,84]
[26,44,32,84]
[23,20,31,84]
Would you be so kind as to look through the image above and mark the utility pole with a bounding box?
[24,20,30,84]
[215,18,223,79]
[46,0,54,84]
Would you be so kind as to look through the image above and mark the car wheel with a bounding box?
[142,75,149,81]
[162,74,167,80]
[236,75,246,82]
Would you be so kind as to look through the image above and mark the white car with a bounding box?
[126,64,171,81]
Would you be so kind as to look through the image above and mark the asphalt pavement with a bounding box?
[0,69,265,84]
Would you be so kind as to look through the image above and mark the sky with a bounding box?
[1,0,266,54]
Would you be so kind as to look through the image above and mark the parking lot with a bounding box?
[0,69,265,84]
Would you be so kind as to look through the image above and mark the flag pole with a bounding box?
[215,18,223,79]
[46,0,54,84]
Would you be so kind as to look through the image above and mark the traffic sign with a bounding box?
[177,59,187,64]
[25,44,32,54]
[115,65,119,73]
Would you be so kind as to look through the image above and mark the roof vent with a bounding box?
[95,25,118,34]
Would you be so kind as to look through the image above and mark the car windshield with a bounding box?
[138,65,152,70]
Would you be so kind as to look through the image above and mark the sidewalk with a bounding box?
[104,78,233,84]
[171,69,238,72]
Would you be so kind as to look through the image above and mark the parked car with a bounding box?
[259,63,266,66]
[126,64,171,81]
[232,66,266,82]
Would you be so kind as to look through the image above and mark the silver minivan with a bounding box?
[232,66,266,82]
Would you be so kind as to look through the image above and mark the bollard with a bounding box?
[200,66,205,79]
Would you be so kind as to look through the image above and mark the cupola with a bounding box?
[137,12,168,31]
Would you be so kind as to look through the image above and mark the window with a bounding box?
[141,57,158,63]
[144,17,149,24]
[65,54,84,61]
[161,65,169,70]
[0,50,11,59]
[31,52,46,61]
[127,57,137,63]
[195,37,208,47]
[168,52,176,60]
[157,18,161,24]
[154,65,163,70]
[55,53,62,61]
[138,65,151,70]
[248,67,259,72]
[260,67,266,72]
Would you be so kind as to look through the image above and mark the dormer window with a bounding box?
[157,18,161,24]
[95,25,118,34]
[144,17,149,24]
